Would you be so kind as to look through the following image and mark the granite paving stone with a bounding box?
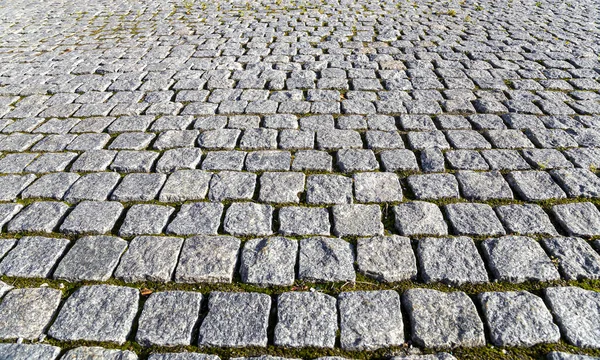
[0,174,36,201]
[53,236,127,281]
[0,287,62,340]
[166,202,223,236]
[175,235,240,283]
[506,171,567,201]
[240,237,297,286]
[418,236,488,285]
[495,204,558,235]
[542,237,600,280]
[403,288,485,348]
[357,235,417,282]
[0,344,61,360]
[354,172,402,203]
[278,206,330,236]
[552,202,600,237]
[332,204,383,237]
[136,291,203,346]
[407,174,460,200]
[550,169,600,198]
[394,201,448,236]
[114,236,183,283]
[0,236,69,278]
[258,172,304,203]
[456,170,513,200]
[545,286,600,348]
[110,173,166,202]
[445,203,506,236]
[60,347,138,360]
[224,203,273,236]
[482,236,560,283]
[20,172,79,200]
[63,172,121,203]
[119,204,174,236]
[6,201,68,233]
[198,292,270,347]
[48,285,139,344]
[479,291,560,347]
[274,292,337,348]
[208,171,256,201]
[338,290,404,350]
[59,201,123,235]
[298,237,355,282]
[306,174,353,204]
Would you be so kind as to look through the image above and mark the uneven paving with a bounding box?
[0,0,599,359]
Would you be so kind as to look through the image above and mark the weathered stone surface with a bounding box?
[274,292,337,348]
[223,203,273,236]
[48,285,139,344]
[394,201,447,236]
[0,204,22,229]
[63,172,121,202]
[0,281,12,299]
[545,286,600,348]
[456,170,513,200]
[390,354,457,360]
[198,292,271,347]
[357,235,417,282]
[298,237,355,282]
[407,174,460,200]
[114,236,183,283]
[338,290,404,350]
[353,172,402,203]
[240,237,297,286]
[0,287,62,340]
[482,236,560,283]
[208,171,256,201]
[21,172,80,200]
[332,204,383,237]
[60,347,138,360]
[175,235,240,283]
[119,204,175,236]
[136,291,203,346]
[0,174,36,201]
[53,236,127,281]
[0,236,69,278]
[542,237,600,280]
[552,202,600,237]
[258,172,305,203]
[418,236,488,285]
[159,170,212,202]
[445,203,506,236]
[403,288,485,348]
[306,174,353,204]
[166,202,223,236]
[278,206,330,236]
[59,201,123,235]
[6,201,68,233]
[546,352,599,360]
[550,169,600,198]
[479,291,560,347]
[0,344,61,360]
[110,173,166,201]
[495,204,557,235]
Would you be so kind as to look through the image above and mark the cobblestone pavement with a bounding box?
[0,0,599,358]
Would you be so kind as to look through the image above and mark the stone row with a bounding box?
[2,167,600,204]
[1,285,600,350]
[2,234,600,285]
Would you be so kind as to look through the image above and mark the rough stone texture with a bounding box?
[552,202,600,237]
[479,291,560,347]
[455,170,513,200]
[175,235,240,283]
[59,201,123,235]
[0,287,62,340]
[278,206,330,236]
[403,288,486,348]
[306,174,353,204]
[338,290,404,350]
[0,236,69,278]
[274,292,337,348]
[6,201,68,233]
[60,347,138,360]
[240,237,297,286]
[407,174,460,200]
[357,235,417,282]
[223,203,273,236]
[394,201,447,236]
[198,292,271,347]
[166,202,223,236]
[0,344,61,360]
[550,169,600,198]
[353,172,403,203]
[418,236,488,285]
[119,204,175,236]
[332,204,383,237]
[390,355,457,360]
[258,172,305,203]
[298,237,355,282]
[48,285,139,344]
[542,237,600,280]
[114,236,183,283]
[482,236,560,283]
[159,170,212,202]
[149,354,219,360]
[495,204,557,235]
[445,203,506,236]
[53,236,127,281]
[545,286,600,348]
[136,291,203,346]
